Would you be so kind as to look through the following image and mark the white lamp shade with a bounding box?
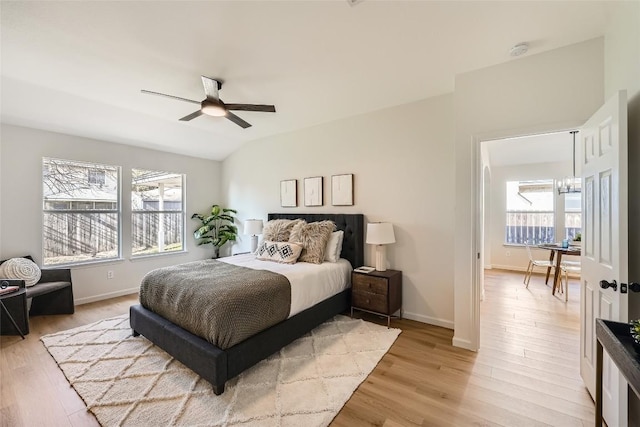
[244,219,264,236]
[366,223,396,245]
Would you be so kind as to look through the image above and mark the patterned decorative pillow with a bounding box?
[256,241,303,264]
[0,257,41,287]
[262,219,304,242]
[289,220,336,264]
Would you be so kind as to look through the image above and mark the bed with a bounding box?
[129,213,364,395]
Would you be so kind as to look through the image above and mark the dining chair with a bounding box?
[524,241,556,288]
[559,263,581,302]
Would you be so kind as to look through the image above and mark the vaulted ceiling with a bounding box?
[1,1,616,160]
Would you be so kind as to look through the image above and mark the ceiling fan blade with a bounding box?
[225,104,276,113]
[141,90,201,105]
[201,76,221,101]
[226,112,252,129]
[179,110,204,121]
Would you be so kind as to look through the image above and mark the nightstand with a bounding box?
[351,269,402,327]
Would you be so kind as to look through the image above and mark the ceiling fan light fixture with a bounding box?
[142,77,274,128]
[201,101,227,117]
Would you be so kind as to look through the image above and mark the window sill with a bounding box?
[503,243,556,248]
[44,257,125,269]
[130,250,188,262]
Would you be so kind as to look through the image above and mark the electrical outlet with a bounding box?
[107,270,114,279]
[505,251,511,257]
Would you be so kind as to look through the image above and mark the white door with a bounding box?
[580,90,628,426]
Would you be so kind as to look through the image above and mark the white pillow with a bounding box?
[324,230,344,263]
[256,241,303,264]
[0,257,41,287]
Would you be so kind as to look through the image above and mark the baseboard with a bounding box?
[402,311,454,330]
[75,287,139,306]
[491,264,528,272]
[452,336,476,351]
[487,265,579,278]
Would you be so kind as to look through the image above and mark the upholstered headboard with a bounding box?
[267,213,364,268]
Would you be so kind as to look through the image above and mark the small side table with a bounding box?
[595,319,640,426]
[0,287,29,338]
[351,269,402,327]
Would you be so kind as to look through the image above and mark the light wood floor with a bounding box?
[0,270,592,426]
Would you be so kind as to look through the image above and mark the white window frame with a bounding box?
[505,179,556,245]
[42,157,122,266]
[564,191,582,240]
[131,169,186,258]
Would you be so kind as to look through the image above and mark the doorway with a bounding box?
[478,130,584,347]
[480,131,581,302]
[473,91,630,427]
[477,130,590,421]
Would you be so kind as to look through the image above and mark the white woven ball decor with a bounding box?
[0,258,41,287]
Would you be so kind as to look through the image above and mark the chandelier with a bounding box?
[557,130,581,195]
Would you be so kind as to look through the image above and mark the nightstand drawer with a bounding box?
[352,274,388,295]
[352,291,388,314]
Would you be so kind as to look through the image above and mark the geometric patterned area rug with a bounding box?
[41,314,400,427]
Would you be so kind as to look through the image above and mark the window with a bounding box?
[564,191,582,240]
[43,158,120,266]
[505,180,555,245]
[131,169,185,257]
[88,169,106,186]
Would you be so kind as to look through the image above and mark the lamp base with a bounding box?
[375,245,387,271]
[250,235,259,253]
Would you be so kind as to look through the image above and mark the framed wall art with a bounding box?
[304,176,323,207]
[331,174,354,206]
[280,179,297,207]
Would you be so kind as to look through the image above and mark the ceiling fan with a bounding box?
[141,76,276,129]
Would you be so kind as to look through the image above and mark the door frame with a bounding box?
[471,121,586,349]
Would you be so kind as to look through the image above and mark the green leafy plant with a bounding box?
[191,205,238,258]
[631,319,640,343]
[573,232,582,242]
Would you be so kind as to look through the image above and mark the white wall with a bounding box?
[604,1,640,103]
[481,165,491,269]
[603,2,640,424]
[0,124,221,304]
[488,161,575,272]
[605,0,640,319]
[453,38,605,349]
[222,94,456,328]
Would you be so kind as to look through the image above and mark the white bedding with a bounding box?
[219,254,352,317]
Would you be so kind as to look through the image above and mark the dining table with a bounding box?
[537,243,581,295]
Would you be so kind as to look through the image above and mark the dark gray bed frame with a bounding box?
[129,213,364,395]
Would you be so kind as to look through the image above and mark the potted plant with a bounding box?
[571,232,582,248]
[191,205,238,258]
[630,319,640,354]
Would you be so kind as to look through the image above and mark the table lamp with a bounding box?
[366,222,396,271]
[244,219,264,253]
